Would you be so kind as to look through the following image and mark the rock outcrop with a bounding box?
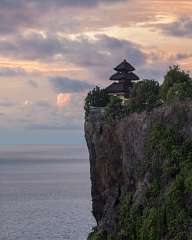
[85,101,192,239]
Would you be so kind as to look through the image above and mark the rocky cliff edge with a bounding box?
[85,101,192,240]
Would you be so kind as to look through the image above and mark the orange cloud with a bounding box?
[0,57,81,75]
[56,93,70,107]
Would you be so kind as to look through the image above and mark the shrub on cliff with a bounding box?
[116,109,192,240]
[84,86,110,117]
[105,96,123,120]
[161,65,192,101]
[88,228,105,240]
[166,81,192,102]
[126,79,161,113]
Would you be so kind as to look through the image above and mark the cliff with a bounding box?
[85,101,192,240]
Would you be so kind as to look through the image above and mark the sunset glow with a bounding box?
[0,0,191,143]
[56,93,70,108]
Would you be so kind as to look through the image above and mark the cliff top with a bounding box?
[85,65,192,122]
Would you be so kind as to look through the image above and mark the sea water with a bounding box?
[0,145,95,240]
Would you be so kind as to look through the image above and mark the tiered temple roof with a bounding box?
[114,60,135,72]
[105,82,132,94]
[110,72,139,81]
[105,59,139,95]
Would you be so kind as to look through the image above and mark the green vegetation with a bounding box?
[89,112,192,240]
[88,228,105,240]
[87,66,192,239]
[126,79,161,113]
[115,116,192,240]
[84,86,110,118]
[85,65,192,120]
[88,228,116,240]
[105,96,123,120]
[161,65,192,102]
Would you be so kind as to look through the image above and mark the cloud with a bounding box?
[68,34,146,68]
[0,4,35,34]
[0,99,15,107]
[23,99,51,108]
[0,0,125,9]
[33,100,50,108]
[0,0,127,34]
[0,32,145,63]
[0,0,191,38]
[138,64,168,82]
[27,80,39,88]
[23,103,84,130]
[0,33,146,83]
[49,76,95,93]
[0,67,40,77]
[175,53,192,60]
[0,32,177,82]
[0,31,185,86]
[0,67,27,77]
[0,33,62,60]
[159,17,192,37]
[56,93,71,107]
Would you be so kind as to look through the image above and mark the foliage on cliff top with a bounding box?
[84,86,110,118]
[126,79,160,113]
[161,65,192,101]
[85,65,192,119]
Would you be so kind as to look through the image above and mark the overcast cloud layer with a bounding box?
[0,0,191,143]
[159,17,192,37]
[49,77,95,93]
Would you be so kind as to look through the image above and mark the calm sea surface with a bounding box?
[0,145,95,240]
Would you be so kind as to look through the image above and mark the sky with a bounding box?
[0,0,192,144]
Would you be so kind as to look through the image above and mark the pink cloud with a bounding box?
[56,93,71,107]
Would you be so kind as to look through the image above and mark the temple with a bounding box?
[105,59,139,102]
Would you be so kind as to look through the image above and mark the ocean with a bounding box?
[0,145,95,240]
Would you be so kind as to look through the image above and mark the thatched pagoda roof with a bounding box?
[105,59,139,95]
[114,59,135,72]
[110,72,139,81]
[105,82,132,94]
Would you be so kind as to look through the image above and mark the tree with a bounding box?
[105,96,123,120]
[127,79,160,112]
[84,86,110,117]
[166,82,192,102]
[161,65,192,101]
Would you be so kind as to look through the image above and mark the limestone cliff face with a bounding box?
[85,101,192,239]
